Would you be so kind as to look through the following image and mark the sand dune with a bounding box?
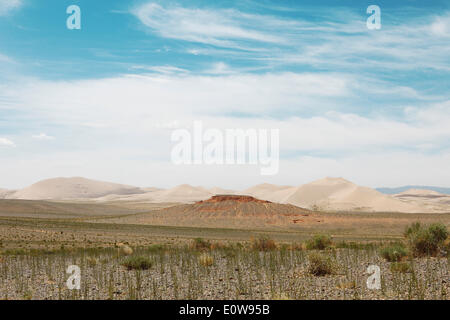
[149,184,212,203]
[393,189,450,213]
[243,178,430,213]
[242,183,296,202]
[0,188,15,199]
[87,185,214,203]
[208,187,236,195]
[396,189,445,196]
[3,176,448,213]
[7,177,144,200]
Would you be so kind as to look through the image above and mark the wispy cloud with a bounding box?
[132,3,450,73]
[0,137,15,146]
[130,65,189,75]
[32,133,54,140]
[2,72,449,152]
[132,3,293,49]
[0,0,22,16]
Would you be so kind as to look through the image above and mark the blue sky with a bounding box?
[0,0,449,189]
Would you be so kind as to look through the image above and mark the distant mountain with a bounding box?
[377,186,450,195]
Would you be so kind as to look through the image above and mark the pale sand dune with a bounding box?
[242,178,431,213]
[283,177,426,213]
[208,187,236,195]
[242,183,295,202]
[0,188,15,199]
[4,176,448,213]
[393,189,450,213]
[149,184,213,203]
[8,177,144,200]
[396,189,445,196]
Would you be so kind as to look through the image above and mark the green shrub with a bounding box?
[251,236,277,251]
[305,234,332,250]
[380,243,408,262]
[121,256,153,270]
[405,222,449,257]
[307,252,335,276]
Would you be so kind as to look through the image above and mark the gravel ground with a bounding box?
[0,247,448,300]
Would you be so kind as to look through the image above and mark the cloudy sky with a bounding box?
[0,0,449,189]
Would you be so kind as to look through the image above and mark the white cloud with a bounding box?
[204,62,235,75]
[132,3,450,72]
[1,71,449,188]
[0,0,22,16]
[132,3,290,48]
[130,65,189,75]
[32,133,55,140]
[429,14,450,37]
[3,73,447,150]
[0,137,15,146]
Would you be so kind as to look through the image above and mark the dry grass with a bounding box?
[198,253,214,267]
[0,242,448,300]
[250,236,277,251]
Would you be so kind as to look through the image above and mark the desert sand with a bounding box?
[7,177,144,200]
[0,188,15,199]
[2,176,449,213]
[242,178,438,213]
[392,188,450,213]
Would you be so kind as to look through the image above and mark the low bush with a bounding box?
[121,256,153,270]
[251,236,277,251]
[305,235,332,250]
[191,238,211,251]
[380,243,408,262]
[404,222,449,257]
[307,252,336,276]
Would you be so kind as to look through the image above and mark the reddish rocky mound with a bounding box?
[123,195,317,229]
[198,194,271,204]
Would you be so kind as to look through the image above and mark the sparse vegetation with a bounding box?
[0,214,448,300]
[390,262,412,273]
[305,234,332,250]
[250,236,277,251]
[198,253,214,266]
[87,257,98,267]
[116,243,133,256]
[380,242,408,262]
[191,238,211,251]
[0,241,448,299]
[404,222,449,257]
[121,256,153,270]
[307,252,336,276]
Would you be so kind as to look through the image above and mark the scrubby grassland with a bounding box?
[0,200,448,300]
[0,236,448,300]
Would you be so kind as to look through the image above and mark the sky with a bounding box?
[0,0,449,189]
